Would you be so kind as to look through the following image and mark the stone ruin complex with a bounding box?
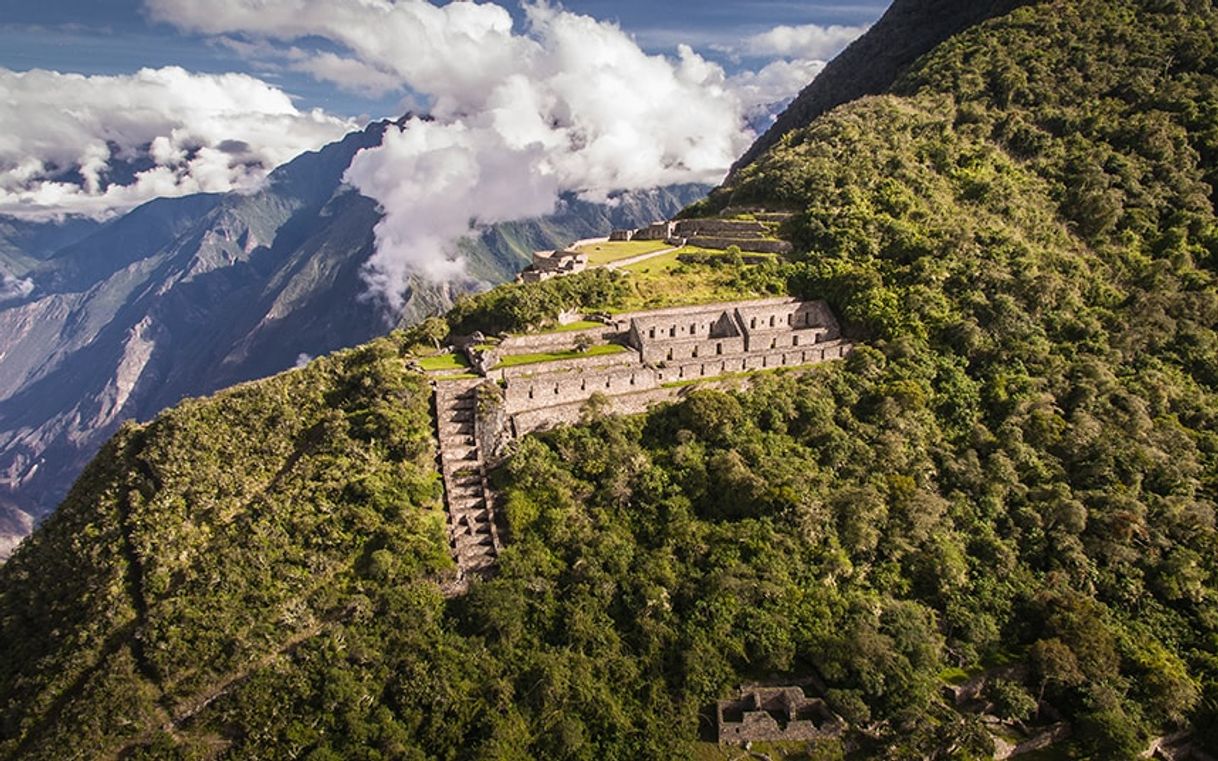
[516,247,589,283]
[716,686,845,745]
[427,297,853,585]
[610,211,795,255]
[496,297,851,435]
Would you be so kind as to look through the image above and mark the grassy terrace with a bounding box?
[604,247,785,312]
[417,352,471,372]
[576,239,671,264]
[623,246,780,275]
[494,343,628,369]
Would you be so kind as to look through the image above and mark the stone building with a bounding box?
[490,297,852,435]
[716,687,844,745]
[517,248,588,283]
[632,220,677,241]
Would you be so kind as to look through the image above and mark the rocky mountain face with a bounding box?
[0,121,707,558]
[729,0,1036,175]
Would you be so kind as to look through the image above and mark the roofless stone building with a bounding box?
[716,686,845,744]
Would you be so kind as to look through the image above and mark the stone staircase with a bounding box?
[433,380,500,589]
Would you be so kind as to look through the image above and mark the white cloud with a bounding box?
[0,273,34,301]
[0,66,354,220]
[345,118,561,311]
[734,23,868,61]
[146,1,847,311]
[295,53,404,98]
[730,58,828,117]
[146,0,528,113]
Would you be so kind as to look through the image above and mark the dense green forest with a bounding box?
[3,0,1218,758]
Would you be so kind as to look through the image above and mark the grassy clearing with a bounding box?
[623,246,778,276]
[938,666,973,686]
[680,244,781,258]
[623,248,685,274]
[417,353,470,372]
[610,248,785,311]
[495,343,628,369]
[577,240,671,264]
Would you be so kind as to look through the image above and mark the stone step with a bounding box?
[433,380,501,586]
[451,525,493,542]
[465,553,497,570]
[454,533,495,550]
[442,446,478,461]
[459,545,497,562]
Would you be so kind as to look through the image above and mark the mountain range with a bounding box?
[0,120,707,558]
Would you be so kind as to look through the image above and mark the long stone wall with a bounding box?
[496,350,638,381]
[737,300,840,337]
[675,218,768,237]
[653,340,851,384]
[512,387,681,434]
[688,237,793,255]
[497,327,617,353]
[505,364,661,411]
[640,335,746,364]
[504,340,852,429]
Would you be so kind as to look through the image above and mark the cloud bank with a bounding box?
[735,23,869,61]
[0,66,354,220]
[140,2,871,313]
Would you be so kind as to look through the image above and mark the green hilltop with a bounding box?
[4,0,1218,758]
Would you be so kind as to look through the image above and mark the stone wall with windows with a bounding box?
[485,297,853,437]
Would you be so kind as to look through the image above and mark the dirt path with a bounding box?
[604,244,682,270]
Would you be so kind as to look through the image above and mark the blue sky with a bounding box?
[0,0,890,118]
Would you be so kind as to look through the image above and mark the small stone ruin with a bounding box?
[516,248,589,282]
[716,686,845,745]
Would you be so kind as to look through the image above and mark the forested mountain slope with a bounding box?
[2,0,1218,758]
[0,118,706,558]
